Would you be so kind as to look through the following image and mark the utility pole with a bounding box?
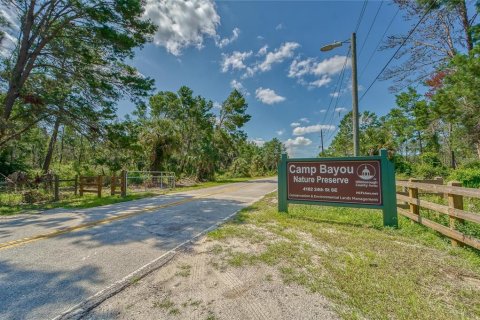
[351,32,360,156]
[320,33,360,156]
[320,129,324,154]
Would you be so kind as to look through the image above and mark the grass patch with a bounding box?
[175,264,191,277]
[153,298,175,309]
[0,176,272,216]
[0,193,157,216]
[208,192,480,320]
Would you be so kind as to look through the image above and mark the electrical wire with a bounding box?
[359,2,436,101]
[359,7,400,81]
[355,0,369,33]
[358,1,384,57]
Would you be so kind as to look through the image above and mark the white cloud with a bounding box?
[144,0,220,56]
[275,23,284,30]
[257,45,268,56]
[293,124,336,136]
[299,118,310,123]
[230,79,250,96]
[213,101,222,109]
[285,136,312,146]
[276,129,285,136]
[290,122,301,127]
[319,109,327,113]
[255,87,286,105]
[330,92,340,98]
[284,136,312,156]
[313,55,351,76]
[335,107,348,113]
[221,51,252,72]
[258,42,300,72]
[288,55,350,89]
[310,76,332,88]
[251,138,265,147]
[215,27,240,48]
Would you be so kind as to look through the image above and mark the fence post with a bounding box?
[79,177,84,196]
[97,175,103,198]
[408,178,419,218]
[447,181,464,247]
[54,175,59,202]
[121,170,127,197]
[111,174,116,196]
[278,153,288,213]
[74,175,78,196]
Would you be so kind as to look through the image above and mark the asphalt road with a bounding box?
[0,178,277,320]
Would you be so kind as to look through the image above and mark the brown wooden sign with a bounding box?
[287,160,382,205]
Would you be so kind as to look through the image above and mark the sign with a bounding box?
[287,160,382,205]
[277,149,398,227]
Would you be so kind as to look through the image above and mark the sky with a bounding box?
[2,0,414,157]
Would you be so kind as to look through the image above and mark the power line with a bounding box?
[359,2,435,102]
[355,0,369,33]
[359,7,400,81]
[358,1,384,57]
[320,46,351,127]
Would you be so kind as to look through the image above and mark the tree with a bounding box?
[382,0,478,89]
[0,0,156,141]
[432,47,480,158]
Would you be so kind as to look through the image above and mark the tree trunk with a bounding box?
[458,0,473,52]
[476,143,480,160]
[42,116,61,173]
[59,126,65,164]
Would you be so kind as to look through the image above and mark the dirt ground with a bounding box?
[84,236,339,320]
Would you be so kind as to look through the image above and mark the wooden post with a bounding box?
[111,174,116,196]
[79,176,84,196]
[74,175,78,196]
[54,175,59,202]
[408,178,419,217]
[448,181,464,247]
[97,175,103,198]
[278,153,288,213]
[121,170,127,197]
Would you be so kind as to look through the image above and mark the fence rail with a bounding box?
[396,178,480,250]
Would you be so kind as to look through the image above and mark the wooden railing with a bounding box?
[396,178,480,250]
[79,175,103,197]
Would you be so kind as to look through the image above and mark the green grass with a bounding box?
[208,192,480,320]
[0,176,271,216]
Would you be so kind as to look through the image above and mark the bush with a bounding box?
[227,158,251,178]
[449,164,480,188]
[413,152,449,179]
[22,190,51,204]
[393,155,413,175]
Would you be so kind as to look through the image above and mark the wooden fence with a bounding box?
[79,171,127,198]
[396,178,480,250]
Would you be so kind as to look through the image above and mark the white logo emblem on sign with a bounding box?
[357,164,376,180]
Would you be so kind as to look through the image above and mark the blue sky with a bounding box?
[117,1,411,157]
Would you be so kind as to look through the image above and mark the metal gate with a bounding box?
[126,171,175,192]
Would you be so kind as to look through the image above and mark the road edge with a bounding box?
[53,190,277,320]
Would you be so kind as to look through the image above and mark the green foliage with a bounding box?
[414,152,450,178]
[227,158,251,178]
[449,166,480,187]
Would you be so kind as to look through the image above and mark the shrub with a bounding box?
[393,155,413,175]
[449,162,480,188]
[228,158,251,178]
[413,152,449,179]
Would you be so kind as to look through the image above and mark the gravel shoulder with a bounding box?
[84,236,338,320]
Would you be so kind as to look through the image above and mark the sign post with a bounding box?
[277,149,397,227]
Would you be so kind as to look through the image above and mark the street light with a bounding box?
[321,33,360,157]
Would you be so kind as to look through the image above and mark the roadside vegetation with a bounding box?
[208,192,480,319]
[0,176,267,216]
